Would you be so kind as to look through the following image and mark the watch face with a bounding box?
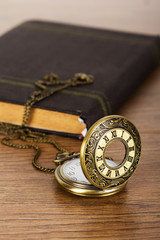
[80,115,141,189]
[61,158,90,185]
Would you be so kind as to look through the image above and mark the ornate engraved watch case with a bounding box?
[55,115,141,197]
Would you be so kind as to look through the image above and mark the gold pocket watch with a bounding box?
[55,115,141,197]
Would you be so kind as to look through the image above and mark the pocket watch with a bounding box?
[55,115,141,197]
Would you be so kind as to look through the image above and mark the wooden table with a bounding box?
[0,67,160,239]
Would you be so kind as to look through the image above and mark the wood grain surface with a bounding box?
[0,67,160,239]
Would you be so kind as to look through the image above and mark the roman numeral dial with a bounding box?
[95,128,136,180]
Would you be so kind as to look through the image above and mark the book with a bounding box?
[0,20,159,138]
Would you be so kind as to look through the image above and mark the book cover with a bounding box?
[0,20,159,138]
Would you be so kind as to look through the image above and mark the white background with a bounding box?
[0,0,160,36]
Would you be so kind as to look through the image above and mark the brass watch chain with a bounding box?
[0,73,94,173]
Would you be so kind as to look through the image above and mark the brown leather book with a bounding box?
[0,20,159,138]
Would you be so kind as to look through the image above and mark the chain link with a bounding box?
[0,73,94,173]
